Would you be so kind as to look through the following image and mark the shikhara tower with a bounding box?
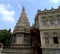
[2,7,33,54]
[12,7,31,46]
[12,7,33,54]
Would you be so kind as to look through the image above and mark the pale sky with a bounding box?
[0,0,60,32]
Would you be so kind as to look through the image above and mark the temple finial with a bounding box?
[22,6,25,11]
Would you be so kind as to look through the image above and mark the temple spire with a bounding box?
[13,7,30,33]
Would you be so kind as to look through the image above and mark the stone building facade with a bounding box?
[35,6,60,54]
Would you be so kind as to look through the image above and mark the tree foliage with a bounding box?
[0,29,12,47]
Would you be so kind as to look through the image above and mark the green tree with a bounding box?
[0,29,12,47]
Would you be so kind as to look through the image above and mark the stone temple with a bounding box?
[0,6,60,54]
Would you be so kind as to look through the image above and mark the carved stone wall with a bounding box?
[35,7,60,54]
[40,30,60,48]
[42,48,60,54]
